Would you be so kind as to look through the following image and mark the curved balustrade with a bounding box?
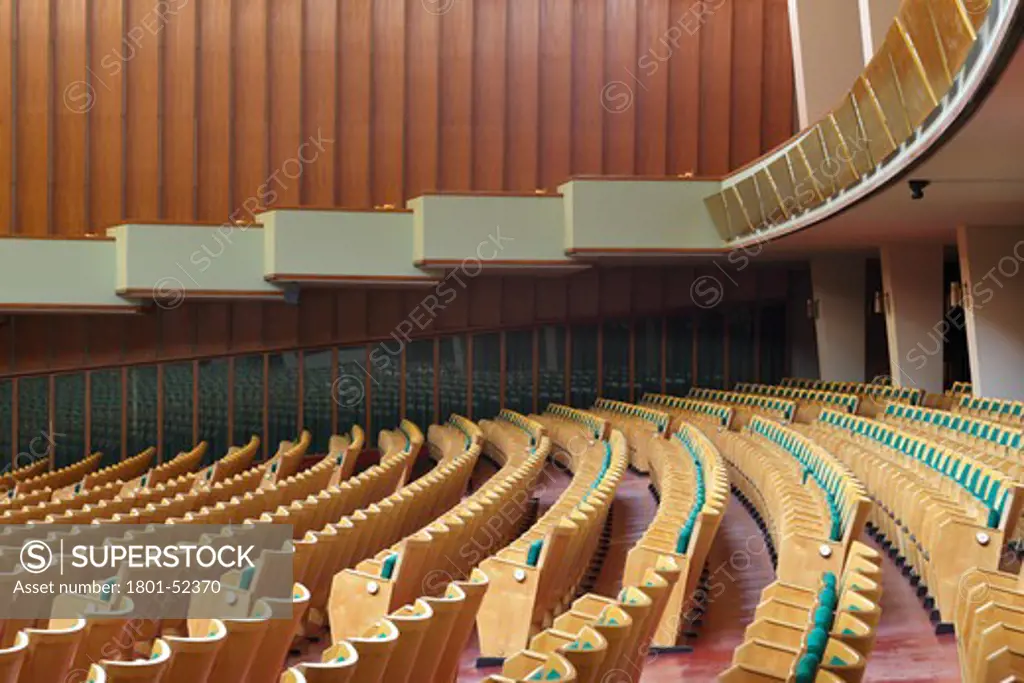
[704,0,1011,243]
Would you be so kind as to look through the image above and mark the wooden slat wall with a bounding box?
[0,266,793,375]
[0,0,795,235]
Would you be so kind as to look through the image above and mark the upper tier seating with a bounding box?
[799,408,1023,627]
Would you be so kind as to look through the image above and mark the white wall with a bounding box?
[957,226,1024,400]
[880,244,945,393]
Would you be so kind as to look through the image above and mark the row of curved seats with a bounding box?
[327,433,493,640]
[880,402,1022,479]
[14,452,103,495]
[956,393,1024,428]
[776,378,923,413]
[542,404,607,442]
[719,385,860,419]
[588,398,670,472]
[320,411,549,682]
[639,394,734,431]
[479,409,708,682]
[474,406,626,660]
[0,427,375,683]
[660,389,796,428]
[706,417,880,682]
[956,564,1024,681]
[800,409,1022,626]
[624,420,730,648]
[0,441,211,525]
[0,457,48,495]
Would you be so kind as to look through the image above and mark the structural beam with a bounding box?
[810,255,867,382]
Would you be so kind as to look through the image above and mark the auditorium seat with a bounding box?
[99,638,171,683]
[17,618,88,683]
[345,619,400,683]
[198,602,272,683]
[161,618,228,683]
[247,583,312,683]
[0,631,26,683]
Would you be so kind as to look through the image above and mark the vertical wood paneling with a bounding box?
[472,0,507,191]
[538,0,572,189]
[635,0,669,175]
[2,0,794,237]
[123,312,159,362]
[301,0,337,206]
[230,301,263,350]
[262,301,298,348]
[336,290,368,343]
[505,0,540,191]
[267,0,302,207]
[0,0,12,234]
[125,0,161,221]
[197,0,232,221]
[731,0,765,168]
[372,0,405,206]
[698,0,733,175]
[13,317,51,371]
[53,0,87,235]
[404,0,440,199]
[439,0,474,191]
[337,0,372,207]
[233,0,268,217]
[50,315,87,368]
[603,0,638,175]
[15,0,52,235]
[162,0,197,222]
[160,305,197,358]
[571,0,605,174]
[86,317,123,366]
[195,302,231,355]
[299,289,335,346]
[88,0,123,232]
[667,0,701,175]
[762,0,795,150]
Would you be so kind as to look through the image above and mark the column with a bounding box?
[957,226,1024,400]
[858,0,901,65]
[810,255,866,382]
[879,244,944,393]
[788,0,866,128]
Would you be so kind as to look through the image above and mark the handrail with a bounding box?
[704,0,1017,244]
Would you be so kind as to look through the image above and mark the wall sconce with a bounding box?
[872,291,883,315]
[949,282,963,309]
[806,298,819,320]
